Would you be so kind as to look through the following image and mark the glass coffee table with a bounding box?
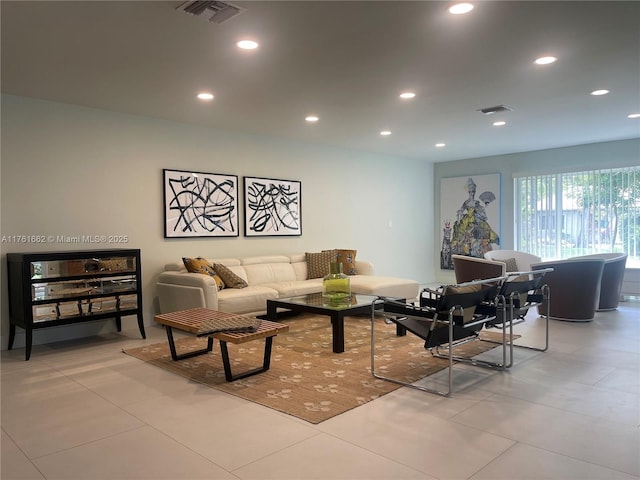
[266,293,380,353]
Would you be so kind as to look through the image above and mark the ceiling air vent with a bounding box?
[477,105,514,115]
[176,1,245,24]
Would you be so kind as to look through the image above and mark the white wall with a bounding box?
[433,138,640,284]
[1,95,434,349]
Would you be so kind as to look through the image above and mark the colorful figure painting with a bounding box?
[440,174,501,269]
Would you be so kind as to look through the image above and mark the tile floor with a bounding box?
[2,302,639,480]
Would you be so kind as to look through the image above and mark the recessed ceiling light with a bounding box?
[197,92,214,100]
[237,40,258,50]
[590,89,610,96]
[534,56,557,65]
[628,113,640,119]
[493,121,506,126]
[305,115,319,123]
[380,130,392,136]
[449,3,474,14]
[435,143,446,148]
[399,92,416,99]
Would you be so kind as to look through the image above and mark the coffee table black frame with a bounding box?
[266,293,382,353]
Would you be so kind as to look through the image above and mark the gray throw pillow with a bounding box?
[503,257,519,272]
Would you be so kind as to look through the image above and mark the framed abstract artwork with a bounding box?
[439,173,501,269]
[163,169,239,238]
[243,176,302,236]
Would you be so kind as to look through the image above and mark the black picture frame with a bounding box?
[243,176,302,236]
[163,169,239,238]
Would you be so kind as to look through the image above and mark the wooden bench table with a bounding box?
[154,307,289,381]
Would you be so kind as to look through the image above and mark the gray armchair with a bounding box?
[532,258,605,321]
[578,253,627,311]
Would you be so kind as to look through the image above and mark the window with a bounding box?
[515,166,640,267]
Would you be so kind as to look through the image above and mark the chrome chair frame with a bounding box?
[370,277,507,397]
[484,269,552,367]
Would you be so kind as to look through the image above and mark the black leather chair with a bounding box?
[371,277,505,397]
[488,270,552,366]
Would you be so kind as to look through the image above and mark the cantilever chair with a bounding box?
[487,269,552,367]
[453,254,552,366]
[371,277,506,397]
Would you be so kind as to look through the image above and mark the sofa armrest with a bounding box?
[156,271,220,313]
[355,260,375,276]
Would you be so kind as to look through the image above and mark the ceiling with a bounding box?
[2,1,639,162]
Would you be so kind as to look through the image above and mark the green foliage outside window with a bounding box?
[516,167,639,266]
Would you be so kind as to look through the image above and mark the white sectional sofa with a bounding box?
[156,253,419,315]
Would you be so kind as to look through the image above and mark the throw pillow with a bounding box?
[335,249,357,275]
[440,283,483,323]
[502,257,519,272]
[212,263,248,289]
[182,257,225,291]
[306,250,337,279]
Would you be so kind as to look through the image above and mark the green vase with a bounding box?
[322,262,351,306]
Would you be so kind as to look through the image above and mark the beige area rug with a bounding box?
[123,314,507,424]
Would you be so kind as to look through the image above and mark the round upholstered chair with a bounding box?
[531,258,606,321]
[576,253,628,311]
[484,250,542,272]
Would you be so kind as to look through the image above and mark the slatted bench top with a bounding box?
[154,307,288,381]
[213,319,288,343]
[154,307,288,343]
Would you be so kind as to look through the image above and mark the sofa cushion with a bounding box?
[182,257,225,290]
[349,275,419,300]
[240,255,291,265]
[306,250,337,279]
[217,286,279,314]
[208,258,242,267]
[213,263,248,289]
[262,279,324,297]
[243,262,297,285]
[288,254,308,281]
